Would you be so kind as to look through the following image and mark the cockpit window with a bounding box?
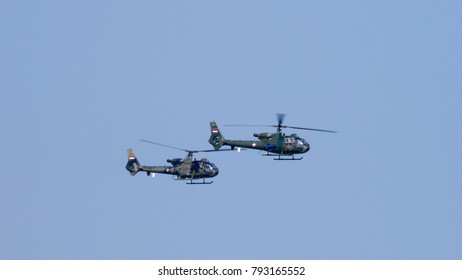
[203,162,213,171]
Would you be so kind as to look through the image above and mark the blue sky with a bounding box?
[1,1,461,259]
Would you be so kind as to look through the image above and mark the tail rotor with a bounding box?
[208,121,224,150]
[126,148,141,176]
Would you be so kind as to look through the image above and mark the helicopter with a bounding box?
[208,114,336,160]
[125,140,220,184]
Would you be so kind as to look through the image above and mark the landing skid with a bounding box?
[274,156,303,161]
[174,174,214,185]
[186,178,213,185]
[262,153,303,160]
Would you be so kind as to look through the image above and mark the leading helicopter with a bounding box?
[125,140,220,184]
[208,114,336,160]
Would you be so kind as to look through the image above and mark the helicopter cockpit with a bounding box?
[286,133,310,152]
[192,159,219,176]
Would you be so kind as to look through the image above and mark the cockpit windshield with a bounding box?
[204,162,213,171]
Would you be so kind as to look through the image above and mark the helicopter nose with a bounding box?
[213,167,219,176]
[305,143,310,152]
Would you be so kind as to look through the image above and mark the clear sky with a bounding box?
[1,1,461,259]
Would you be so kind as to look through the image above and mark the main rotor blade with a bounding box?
[225,124,336,133]
[139,139,237,154]
[277,113,286,125]
[194,149,222,153]
[225,124,273,127]
[282,126,337,133]
[139,139,193,153]
[196,148,238,153]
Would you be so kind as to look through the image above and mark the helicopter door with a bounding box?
[191,161,200,172]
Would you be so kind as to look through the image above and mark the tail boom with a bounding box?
[126,149,176,177]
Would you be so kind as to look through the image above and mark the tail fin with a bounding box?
[208,121,224,150]
[126,148,141,176]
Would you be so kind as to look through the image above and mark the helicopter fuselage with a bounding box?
[125,149,219,182]
[141,159,219,180]
[208,121,324,159]
[223,132,310,155]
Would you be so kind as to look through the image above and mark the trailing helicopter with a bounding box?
[208,114,336,160]
[125,140,220,184]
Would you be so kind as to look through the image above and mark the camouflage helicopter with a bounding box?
[125,140,220,184]
[208,114,336,160]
